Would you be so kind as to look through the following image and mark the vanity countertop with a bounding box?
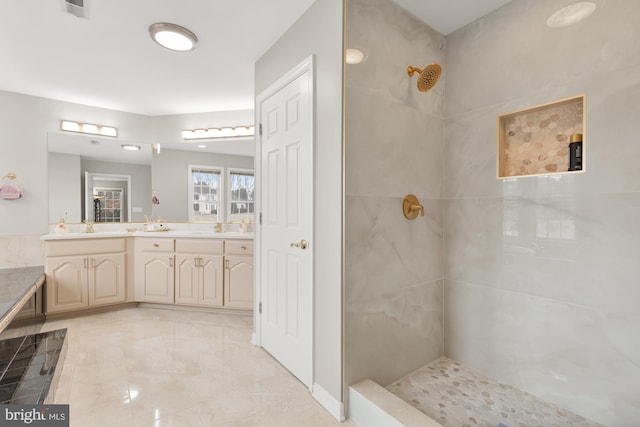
[0,266,45,332]
[40,230,254,241]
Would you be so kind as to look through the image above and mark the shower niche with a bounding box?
[497,94,585,178]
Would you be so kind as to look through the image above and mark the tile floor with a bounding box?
[40,307,356,427]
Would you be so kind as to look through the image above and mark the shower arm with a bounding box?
[407,66,422,76]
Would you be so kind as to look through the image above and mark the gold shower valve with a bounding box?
[402,194,425,220]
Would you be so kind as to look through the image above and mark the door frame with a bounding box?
[253,55,316,384]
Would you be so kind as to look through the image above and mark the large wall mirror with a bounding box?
[47,131,254,224]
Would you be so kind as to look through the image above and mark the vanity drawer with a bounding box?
[46,238,126,256]
[175,239,224,254]
[137,238,174,252]
[225,240,253,255]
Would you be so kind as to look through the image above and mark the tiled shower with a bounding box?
[344,0,640,425]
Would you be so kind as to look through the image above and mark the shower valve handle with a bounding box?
[403,194,425,220]
[411,204,425,216]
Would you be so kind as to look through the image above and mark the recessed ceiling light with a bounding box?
[547,2,596,28]
[345,48,365,65]
[121,144,141,151]
[149,22,198,52]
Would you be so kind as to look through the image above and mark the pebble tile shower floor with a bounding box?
[386,357,602,427]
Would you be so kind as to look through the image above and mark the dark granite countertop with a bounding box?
[0,266,45,330]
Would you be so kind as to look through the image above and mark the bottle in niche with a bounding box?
[568,133,583,171]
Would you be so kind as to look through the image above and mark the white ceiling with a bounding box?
[0,0,512,117]
[392,0,514,36]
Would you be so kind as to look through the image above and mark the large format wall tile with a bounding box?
[445,0,640,118]
[346,87,443,198]
[346,195,443,299]
[443,1,640,424]
[443,193,640,317]
[445,279,640,427]
[346,279,443,387]
[345,0,445,388]
[0,235,45,268]
[444,61,640,199]
[346,0,445,119]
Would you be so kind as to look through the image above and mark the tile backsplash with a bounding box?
[0,235,44,269]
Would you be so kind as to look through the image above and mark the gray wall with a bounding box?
[444,0,640,425]
[255,0,344,404]
[151,148,253,222]
[48,152,82,223]
[0,89,152,267]
[344,0,445,388]
[81,159,152,223]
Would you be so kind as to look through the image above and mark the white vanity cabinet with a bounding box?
[134,238,175,304]
[224,240,254,309]
[175,239,224,307]
[45,238,126,313]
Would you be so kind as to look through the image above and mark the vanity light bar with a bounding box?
[61,120,118,138]
[181,126,255,140]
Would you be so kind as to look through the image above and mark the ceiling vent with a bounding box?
[65,0,86,18]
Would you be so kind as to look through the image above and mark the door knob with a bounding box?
[290,240,308,250]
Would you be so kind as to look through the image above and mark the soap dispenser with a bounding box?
[54,218,68,234]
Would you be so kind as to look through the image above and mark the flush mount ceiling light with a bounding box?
[61,120,117,137]
[345,48,365,65]
[121,144,141,151]
[547,2,596,27]
[149,22,198,52]
[182,126,255,140]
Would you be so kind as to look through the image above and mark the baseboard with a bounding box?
[312,382,345,421]
[251,332,259,346]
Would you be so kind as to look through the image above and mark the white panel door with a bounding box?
[259,65,313,387]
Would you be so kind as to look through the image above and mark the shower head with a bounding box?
[407,63,442,92]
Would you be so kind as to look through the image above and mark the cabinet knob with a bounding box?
[241,246,247,250]
[153,243,159,247]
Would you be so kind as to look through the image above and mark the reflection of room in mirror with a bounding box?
[85,172,131,223]
[47,132,255,224]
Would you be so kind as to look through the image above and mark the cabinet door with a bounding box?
[224,255,253,309]
[200,255,224,307]
[45,255,88,313]
[88,253,126,306]
[175,254,199,306]
[135,253,175,303]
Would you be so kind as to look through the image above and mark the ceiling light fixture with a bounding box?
[149,23,198,52]
[121,144,141,151]
[345,48,365,65]
[198,145,207,148]
[182,126,255,140]
[547,2,596,28]
[61,120,117,137]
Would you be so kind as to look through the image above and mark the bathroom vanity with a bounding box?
[41,231,254,316]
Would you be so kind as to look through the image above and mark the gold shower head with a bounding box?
[407,63,442,92]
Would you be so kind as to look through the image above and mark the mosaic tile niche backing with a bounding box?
[500,97,584,177]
